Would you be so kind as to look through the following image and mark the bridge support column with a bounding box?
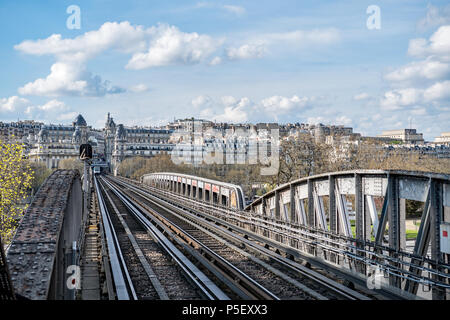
[387,175,406,289]
[430,179,445,300]
[405,188,431,295]
[329,176,337,234]
[275,190,280,221]
[290,184,296,224]
[307,179,314,227]
[355,174,367,274]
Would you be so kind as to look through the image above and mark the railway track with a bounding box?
[95,176,228,300]
[106,175,371,300]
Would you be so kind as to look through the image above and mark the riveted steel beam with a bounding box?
[329,175,337,234]
[307,179,314,227]
[405,187,430,294]
[430,179,445,300]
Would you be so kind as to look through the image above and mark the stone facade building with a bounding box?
[28,114,90,169]
[378,129,424,144]
[104,113,174,174]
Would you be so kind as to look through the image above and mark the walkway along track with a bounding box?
[95,176,228,300]
[107,175,371,300]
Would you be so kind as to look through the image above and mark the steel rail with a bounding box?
[104,176,280,300]
[100,176,230,300]
[112,176,370,300]
[94,176,137,300]
[132,176,450,292]
[99,179,169,300]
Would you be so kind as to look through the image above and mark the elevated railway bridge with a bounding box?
[1,169,449,300]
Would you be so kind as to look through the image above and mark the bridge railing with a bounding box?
[129,169,450,299]
[6,170,85,300]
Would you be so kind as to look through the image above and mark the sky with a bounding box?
[0,1,449,141]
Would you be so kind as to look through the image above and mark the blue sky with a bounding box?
[0,1,449,140]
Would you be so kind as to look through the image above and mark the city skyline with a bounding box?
[1,1,450,141]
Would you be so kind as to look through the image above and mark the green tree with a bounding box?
[0,140,34,244]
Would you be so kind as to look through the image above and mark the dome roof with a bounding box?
[74,114,87,127]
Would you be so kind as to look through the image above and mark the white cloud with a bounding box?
[408,25,450,60]
[380,88,422,110]
[263,28,341,46]
[260,95,310,115]
[222,5,246,16]
[307,116,326,125]
[193,94,319,123]
[37,99,68,111]
[380,80,450,110]
[335,115,352,126]
[226,43,266,60]
[196,3,245,16]
[417,4,450,31]
[129,83,150,93]
[14,21,146,97]
[14,21,148,62]
[216,96,250,123]
[0,96,30,112]
[24,99,71,118]
[385,58,450,83]
[411,107,427,116]
[423,80,450,101]
[18,61,124,97]
[353,92,370,100]
[209,56,222,65]
[15,22,221,96]
[215,105,248,123]
[56,112,79,121]
[379,24,450,127]
[192,95,212,108]
[15,21,342,99]
[194,95,251,123]
[126,24,221,69]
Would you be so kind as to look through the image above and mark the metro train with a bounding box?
[141,172,245,210]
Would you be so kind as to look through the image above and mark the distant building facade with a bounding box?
[104,113,174,174]
[434,132,450,146]
[28,114,91,169]
[378,129,424,144]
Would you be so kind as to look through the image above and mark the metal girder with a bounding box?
[275,190,280,220]
[387,175,403,288]
[405,188,431,294]
[313,187,327,231]
[335,183,352,237]
[294,196,307,226]
[144,169,450,299]
[355,174,370,273]
[329,175,337,234]
[366,195,379,239]
[388,175,400,251]
[355,174,364,241]
[375,190,389,245]
[307,179,314,227]
[290,184,296,224]
[430,179,445,300]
